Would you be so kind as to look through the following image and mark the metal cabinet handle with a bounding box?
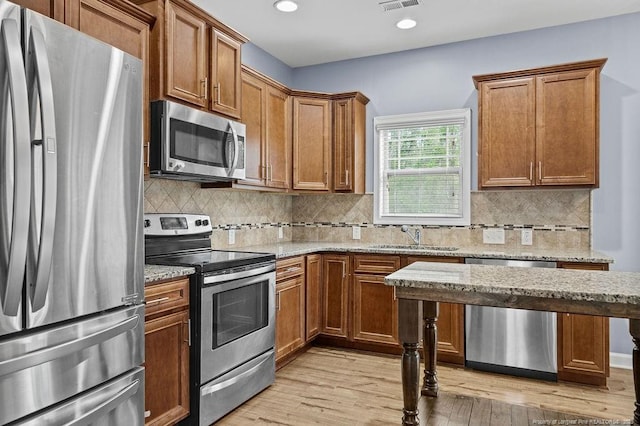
[216,82,221,104]
[185,318,191,347]
[538,161,542,183]
[27,26,58,312]
[1,19,31,317]
[346,169,349,185]
[276,291,281,311]
[529,162,533,181]
[201,78,208,100]
[146,296,170,305]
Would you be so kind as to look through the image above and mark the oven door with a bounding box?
[200,268,275,383]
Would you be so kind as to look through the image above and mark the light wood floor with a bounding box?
[218,346,635,425]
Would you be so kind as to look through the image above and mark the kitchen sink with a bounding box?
[371,244,459,251]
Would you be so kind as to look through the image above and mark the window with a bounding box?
[374,109,471,226]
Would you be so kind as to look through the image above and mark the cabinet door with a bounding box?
[306,254,322,341]
[239,72,266,186]
[275,276,305,361]
[557,262,609,386]
[321,254,349,338]
[352,274,398,346]
[265,85,291,189]
[405,256,465,365]
[165,0,207,107]
[536,68,598,186]
[292,97,331,191]
[478,77,536,188]
[65,0,152,176]
[13,0,64,20]
[333,98,352,191]
[210,28,242,119]
[145,310,190,425]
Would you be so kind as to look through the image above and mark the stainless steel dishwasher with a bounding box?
[464,258,557,380]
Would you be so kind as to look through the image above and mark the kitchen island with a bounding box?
[385,262,640,425]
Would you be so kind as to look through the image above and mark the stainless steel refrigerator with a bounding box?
[1,1,145,424]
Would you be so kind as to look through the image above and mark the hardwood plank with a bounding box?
[218,346,634,425]
[510,404,529,426]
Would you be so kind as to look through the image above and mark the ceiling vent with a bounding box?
[379,0,421,12]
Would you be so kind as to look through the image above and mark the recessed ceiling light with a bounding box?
[274,0,298,12]
[396,18,417,29]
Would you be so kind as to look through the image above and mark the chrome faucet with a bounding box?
[401,225,421,245]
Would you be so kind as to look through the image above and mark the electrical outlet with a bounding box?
[352,226,361,240]
[521,229,533,245]
[278,227,284,239]
[228,228,235,245]
[483,228,505,244]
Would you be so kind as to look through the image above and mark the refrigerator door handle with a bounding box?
[26,26,57,312]
[0,19,31,317]
[0,313,139,376]
[65,379,141,426]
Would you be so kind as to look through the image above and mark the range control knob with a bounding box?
[144,219,151,228]
[203,219,209,226]
[195,219,202,226]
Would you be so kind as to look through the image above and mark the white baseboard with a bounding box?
[610,352,632,370]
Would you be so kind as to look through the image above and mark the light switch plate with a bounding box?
[278,227,284,239]
[483,228,505,244]
[352,226,361,240]
[228,228,235,245]
[521,229,533,245]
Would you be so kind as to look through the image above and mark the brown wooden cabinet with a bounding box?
[321,254,350,338]
[12,0,64,20]
[405,256,465,365]
[292,95,331,191]
[352,255,401,346]
[275,257,306,362]
[134,0,246,118]
[239,67,291,189]
[306,254,322,341]
[332,93,369,193]
[474,58,606,189]
[144,276,190,425]
[557,262,610,386]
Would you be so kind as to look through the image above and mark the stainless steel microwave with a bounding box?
[149,100,246,182]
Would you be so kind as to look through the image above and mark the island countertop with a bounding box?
[385,262,640,318]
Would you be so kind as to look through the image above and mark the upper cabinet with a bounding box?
[473,58,607,189]
[134,0,247,119]
[13,0,64,20]
[333,93,369,194]
[239,67,291,190]
[292,94,332,191]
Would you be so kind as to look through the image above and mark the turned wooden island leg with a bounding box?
[630,319,640,425]
[422,301,439,397]
[398,298,421,425]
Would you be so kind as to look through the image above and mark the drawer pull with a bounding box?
[146,296,170,305]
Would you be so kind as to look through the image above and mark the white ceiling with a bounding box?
[192,0,640,68]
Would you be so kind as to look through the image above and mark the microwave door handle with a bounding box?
[1,19,31,317]
[227,122,239,177]
[27,27,57,312]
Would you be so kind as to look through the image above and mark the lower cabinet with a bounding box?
[321,254,350,338]
[305,254,322,341]
[557,262,610,386]
[275,257,306,363]
[144,276,190,426]
[405,256,465,365]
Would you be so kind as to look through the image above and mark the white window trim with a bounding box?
[373,108,471,226]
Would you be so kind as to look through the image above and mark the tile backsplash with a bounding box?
[144,178,591,251]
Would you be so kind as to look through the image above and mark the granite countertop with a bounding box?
[384,262,640,305]
[144,264,195,284]
[235,241,613,264]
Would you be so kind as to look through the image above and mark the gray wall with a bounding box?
[243,13,640,355]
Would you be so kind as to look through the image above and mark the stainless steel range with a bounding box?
[144,214,276,425]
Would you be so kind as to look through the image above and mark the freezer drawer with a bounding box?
[16,367,145,425]
[0,305,144,425]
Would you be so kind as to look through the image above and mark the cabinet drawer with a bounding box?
[276,257,305,281]
[353,255,401,275]
[144,277,190,318]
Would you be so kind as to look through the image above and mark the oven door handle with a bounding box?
[203,263,274,285]
[201,351,273,396]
